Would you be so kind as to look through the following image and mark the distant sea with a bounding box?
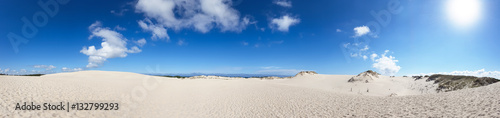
[144,73,293,78]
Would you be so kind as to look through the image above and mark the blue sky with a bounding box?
[1,0,499,78]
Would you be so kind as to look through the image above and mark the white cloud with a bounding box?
[242,41,249,46]
[114,25,126,31]
[62,67,83,72]
[336,29,342,32]
[135,38,147,47]
[384,50,389,54]
[344,43,370,59]
[415,69,500,79]
[353,25,370,37]
[80,21,142,68]
[33,65,56,70]
[372,50,400,76]
[343,43,350,48]
[3,68,10,73]
[270,15,300,32]
[360,45,369,51]
[138,19,169,40]
[110,9,129,16]
[177,39,187,46]
[88,21,102,31]
[128,46,142,53]
[135,0,250,37]
[350,53,358,57]
[370,53,378,61]
[273,0,292,7]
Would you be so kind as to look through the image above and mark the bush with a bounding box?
[427,74,500,92]
[21,74,45,76]
[161,75,187,79]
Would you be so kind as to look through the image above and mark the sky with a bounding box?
[1,0,499,78]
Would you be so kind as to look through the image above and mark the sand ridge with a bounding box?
[1,71,499,117]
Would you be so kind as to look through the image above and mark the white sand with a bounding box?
[1,71,499,117]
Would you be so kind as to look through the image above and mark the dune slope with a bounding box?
[0,71,499,117]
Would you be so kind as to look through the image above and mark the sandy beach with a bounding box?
[1,71,499,117]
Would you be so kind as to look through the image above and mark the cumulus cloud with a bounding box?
[114,25,127,31]
[343,43,370,59]
[135,38,147,47]
[62,67,83,72]
[370,53,378,61]
[273,0,292,7]
[270,15,300,32]
[353,26,370,37]
[80,21,142,68]
[138,19,169,40]
[372,50,400,76]
[360,45,369,51]
[336,29,342,32]
[33,65,56,70]
[135,0,250,38]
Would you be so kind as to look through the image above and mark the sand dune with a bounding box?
[1,70,499,117]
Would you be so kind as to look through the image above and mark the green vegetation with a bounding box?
[19,74,45,76]
[427,74,499,92]
[247,76,274,78]
[366,70,375,73]
[161,75,188,79]
[413,76,424,80]
[0,74,44,76]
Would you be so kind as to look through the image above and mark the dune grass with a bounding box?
[427,74,499,92]
[160,75,188,79]
[0,74,45,76]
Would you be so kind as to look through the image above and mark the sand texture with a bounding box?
[1,71,499,117]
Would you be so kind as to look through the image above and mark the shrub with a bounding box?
[161,75,187,79]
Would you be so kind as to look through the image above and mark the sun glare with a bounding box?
[446,0,482,27]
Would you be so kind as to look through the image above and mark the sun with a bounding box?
[446,0,482,27]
